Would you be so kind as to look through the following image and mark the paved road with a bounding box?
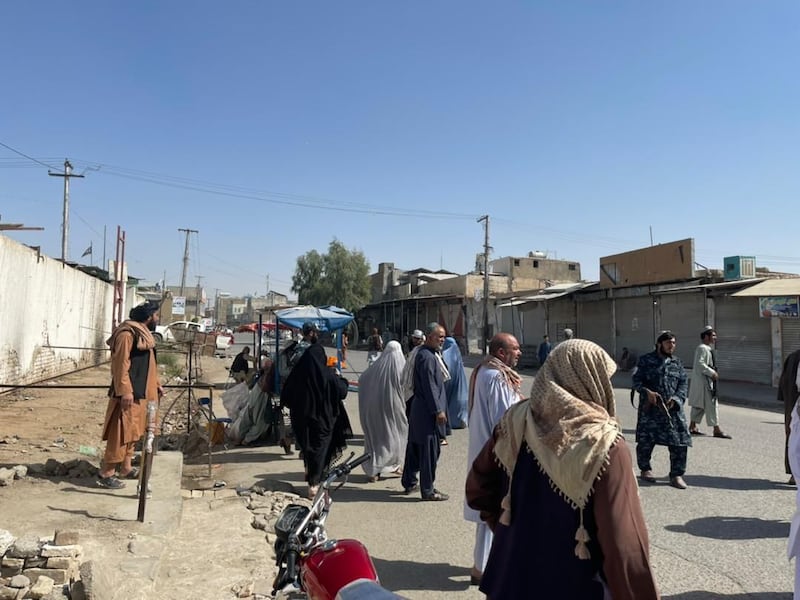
[212,345,794,598]
[309,349,793,599]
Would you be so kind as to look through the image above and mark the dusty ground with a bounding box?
[0,353,265,598]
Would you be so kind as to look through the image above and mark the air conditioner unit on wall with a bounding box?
[723,256,756,280]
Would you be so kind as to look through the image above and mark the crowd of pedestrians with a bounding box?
[99,306,800,597]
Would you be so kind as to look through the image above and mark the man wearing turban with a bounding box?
[98,301,163,489]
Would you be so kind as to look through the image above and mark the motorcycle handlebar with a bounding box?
[328,453,371,481]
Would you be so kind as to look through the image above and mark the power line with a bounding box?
[0,142,60,170]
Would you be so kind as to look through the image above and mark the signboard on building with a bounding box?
[759,296,799,318]
[173,296,186,315]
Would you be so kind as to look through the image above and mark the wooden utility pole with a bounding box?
[178,228,198,297]
[477,215,491,355]
[49,159,84,261]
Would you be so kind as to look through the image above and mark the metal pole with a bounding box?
[478,215,491,355]
[178,228,198,297]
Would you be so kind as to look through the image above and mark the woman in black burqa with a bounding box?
[280,342,352,497]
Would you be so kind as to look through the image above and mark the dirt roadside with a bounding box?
[0,353,280,599]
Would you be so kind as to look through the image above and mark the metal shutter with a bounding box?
[578,299,614,357]
[714,296,772,385]
[615,296,656,361]
[782,319,800,359]
[656,292,706,366]
[549,298,577,343]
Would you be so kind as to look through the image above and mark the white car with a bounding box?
[154,321,232,355]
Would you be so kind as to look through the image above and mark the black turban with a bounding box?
[129,300,160,322]
[656,330,675,344]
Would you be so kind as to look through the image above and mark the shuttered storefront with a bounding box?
[578,299,614,356]
[782,318,800,359]
[615,296,655,360]
[549,297,577,343]
[656,291,706,366]
[714,296,772,385]
[518,302,546,347]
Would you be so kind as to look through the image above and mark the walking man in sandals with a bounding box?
[688,326,732,439]
[401,323,449,501]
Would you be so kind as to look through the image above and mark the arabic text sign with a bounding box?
[759,296,799,318]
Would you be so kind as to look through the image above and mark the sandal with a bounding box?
[97,476,126,489]
[440,439,448,446]
[421,489,449,501]
[120,467,140,479]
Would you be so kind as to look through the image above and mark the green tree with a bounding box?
[291,239,371,313]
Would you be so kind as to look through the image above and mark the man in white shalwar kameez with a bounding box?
[463,332,523,586]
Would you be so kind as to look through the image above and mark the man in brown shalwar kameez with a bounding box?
[98,301,163,489]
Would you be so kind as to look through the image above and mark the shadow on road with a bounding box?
[665,516,789,540]
[46,503,130,522]
[685,474,789,491]
[371,556,471,593]
[664,593,791,599]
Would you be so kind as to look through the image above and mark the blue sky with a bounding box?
[2,2,798,299]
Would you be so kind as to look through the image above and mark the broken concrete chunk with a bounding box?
[7,536,41,559]
[52,531,79,547]
[28,575,54,599]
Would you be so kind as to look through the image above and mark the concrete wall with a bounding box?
[422,274,508,298]
[599,238,695,288]
[490,256,581,291]
[0,234,128,385]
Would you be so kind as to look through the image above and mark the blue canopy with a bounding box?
[272,305,355,393]
[274,305,354,331]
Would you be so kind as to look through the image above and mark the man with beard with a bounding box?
[401,322,449,501]
[281,321,352,499]
[464,332,523,586]
[632,330,691,489]
[688,326,731,439]
[98,300,163,489]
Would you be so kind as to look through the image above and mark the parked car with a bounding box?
[154,320,205,343]
[154,321,232,355]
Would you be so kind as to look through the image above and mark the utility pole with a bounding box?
[178,228,198,297]
[195,275,204,319]
[49,159,84,261]
[477,215,492,355]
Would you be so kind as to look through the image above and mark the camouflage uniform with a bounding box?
[632,350,692,478]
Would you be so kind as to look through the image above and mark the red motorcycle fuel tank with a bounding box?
[301,538,379,600]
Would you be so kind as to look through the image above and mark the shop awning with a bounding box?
[731,279,800,297]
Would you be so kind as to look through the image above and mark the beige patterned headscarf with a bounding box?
[493,339,621,559]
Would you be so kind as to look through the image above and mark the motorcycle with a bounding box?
[272,452,382,600]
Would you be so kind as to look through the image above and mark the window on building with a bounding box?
[513,259,520,266]
[533,260,539,268]
[568,264,576,271]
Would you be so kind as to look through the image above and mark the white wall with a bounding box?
[0,234,128,385]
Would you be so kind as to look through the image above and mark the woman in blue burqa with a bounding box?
[443,337,468,430]
[281,341,352,498]
[358,341,408,482]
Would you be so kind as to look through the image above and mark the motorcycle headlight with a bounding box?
[274,504,310,541]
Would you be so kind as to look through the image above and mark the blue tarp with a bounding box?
[273,305,355,393]
[274,305,354,331]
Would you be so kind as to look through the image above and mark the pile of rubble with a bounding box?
[0,530,86,600]
[0,459,99,488]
